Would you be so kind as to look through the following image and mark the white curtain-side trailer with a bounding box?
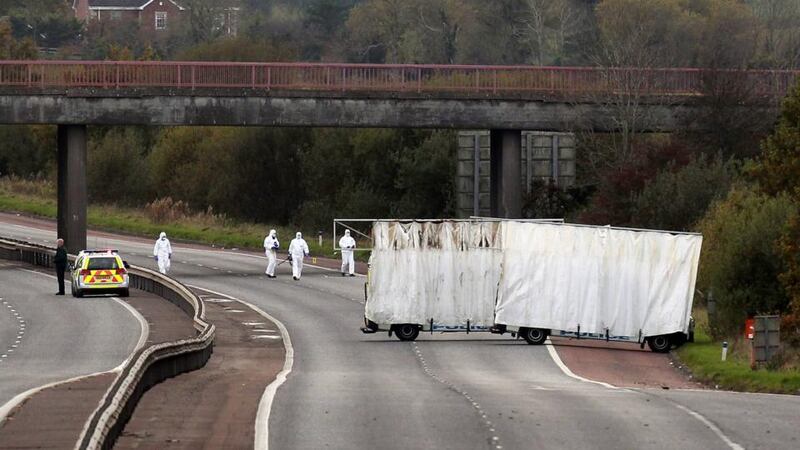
[360,219,702,352]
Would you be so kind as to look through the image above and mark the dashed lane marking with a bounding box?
[185,284,293,450]
[411,342,504,450]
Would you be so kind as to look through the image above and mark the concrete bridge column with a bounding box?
[490,130,522,218]
[56,125,87,254]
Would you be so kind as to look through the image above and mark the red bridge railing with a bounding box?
[0,61,797,97]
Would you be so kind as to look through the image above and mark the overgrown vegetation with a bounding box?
[676,310,800,393]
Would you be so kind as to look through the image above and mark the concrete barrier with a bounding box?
[0,237,215,450]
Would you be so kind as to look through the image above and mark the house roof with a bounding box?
[88,1,185,10]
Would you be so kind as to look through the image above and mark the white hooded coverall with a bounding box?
[264,229,279,277]
[339,230,356,275]
[288,232,309,279]
[153,232,172,274]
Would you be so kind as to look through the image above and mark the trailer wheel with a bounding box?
[646,335,671,353]
[393,324,420,341]
[521,327,548,345]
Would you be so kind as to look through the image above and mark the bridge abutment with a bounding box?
[56,125,87,254]
[490,130,522,218]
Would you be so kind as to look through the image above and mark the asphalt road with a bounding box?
[1,218,799,449]
[0,263,141,412]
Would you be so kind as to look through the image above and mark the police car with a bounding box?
[70,249,130,298]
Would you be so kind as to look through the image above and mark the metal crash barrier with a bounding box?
[0,237,215,450]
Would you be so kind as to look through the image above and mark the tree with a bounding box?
[746,0,800,69]
[696,186,796,339]
[514,0,592,65]
[751,80,800,343]
[588,0,699,162]
[87,128,152,205]
[632,154,738,231]
[0,17,36,59]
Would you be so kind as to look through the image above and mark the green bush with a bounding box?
[633,154,738,232]
[696,185,797,339]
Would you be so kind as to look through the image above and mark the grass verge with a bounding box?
[675,311,800,394]
[0,191,356,260]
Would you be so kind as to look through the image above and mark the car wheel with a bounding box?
[75,289,84,298]
[393,324,420,341]
[521,327,548,345]
[120,288,130,298]
[646,335,671,353]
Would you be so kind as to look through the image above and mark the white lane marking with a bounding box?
[110,297,149,372]
[544,338,743,450]
[19,270,148,365]
[411,342,503,449]
[669,402,744,450]
[0,370,119,425]
[0,270,148,418]
[252,335,282,340]
[544,338,619,389]
[185,285,293,450]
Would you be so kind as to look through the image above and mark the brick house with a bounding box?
[72,1,240,36]
[72,1,186,33]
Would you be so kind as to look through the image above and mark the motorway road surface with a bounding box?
[0,263,141,412]
[1,217,799,449]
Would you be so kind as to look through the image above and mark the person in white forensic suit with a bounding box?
[263,229,279,278]
[339,229,356,277]
[153,231,172,274]
[288,232,310,280]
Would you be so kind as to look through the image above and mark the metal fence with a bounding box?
[0,61,797,97]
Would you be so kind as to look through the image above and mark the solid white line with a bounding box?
[0,370,119,426]
[0,271,148,424]
[544,338,619,390]
[544,338,743,450]
[109,297,149,372]
[669,402,744,450]
[185,284,293,450]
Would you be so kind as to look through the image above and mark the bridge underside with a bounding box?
[0,92,766,248]
[0,92,696,131]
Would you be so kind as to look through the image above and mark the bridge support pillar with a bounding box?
[490,130,522,218]
[57,125,87,254]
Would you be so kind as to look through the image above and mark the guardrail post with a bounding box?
[115,65,120,88]
[417,67,422,93]
[177,64,181,87]
[27,64,32,87]
[266,66,271,90]
[493,69,497,94]
[191,65,196,90]
[475,68,480,92]
[251,64,256,89]
[342,67,346,92]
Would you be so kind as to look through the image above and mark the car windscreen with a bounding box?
[87,257,119,270]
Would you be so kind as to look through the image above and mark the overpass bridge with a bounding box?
[0,61,797,252]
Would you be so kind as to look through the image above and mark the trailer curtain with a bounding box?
[494,222,702,338]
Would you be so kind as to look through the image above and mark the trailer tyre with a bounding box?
[646,335,671,353]
[393,324,420,341]
[521,327,548,345]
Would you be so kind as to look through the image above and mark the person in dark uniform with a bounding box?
[54,238,67,295]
